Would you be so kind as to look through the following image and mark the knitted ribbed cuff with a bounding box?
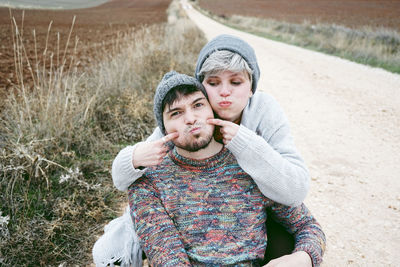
[293,244,322,267]
[112,145,146,191]
[226,125,255,156]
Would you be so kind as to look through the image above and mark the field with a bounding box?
[0,0,171,93]
[198,0,400,31]
[197,0,400,73]
[0,0,109,10]
[3,0,399,95]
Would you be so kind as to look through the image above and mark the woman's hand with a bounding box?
[207,118,240,145]
[263,251,312,267]
[132,132,179,168]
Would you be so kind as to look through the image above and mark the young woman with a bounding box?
[94,34,311,266]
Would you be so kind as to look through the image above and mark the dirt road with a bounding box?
[183,1,400,266]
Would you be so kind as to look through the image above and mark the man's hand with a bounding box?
[207,118,239,145]
[264,251,312,267]
[132,132,179,168]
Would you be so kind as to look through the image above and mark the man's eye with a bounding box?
[194,103,203,108]
[171,111,181,117]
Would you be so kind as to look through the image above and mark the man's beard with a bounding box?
[174,125,213,152]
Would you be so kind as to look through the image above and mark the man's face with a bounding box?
[163,91,215,152]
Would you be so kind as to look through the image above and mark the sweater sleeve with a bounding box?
[226,92,310,206]
[268,203,326,267]
[112,127,164,191]
[128,178,192,267]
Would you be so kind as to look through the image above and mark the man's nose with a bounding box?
[184,110,196,124]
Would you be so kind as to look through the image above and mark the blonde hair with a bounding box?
[198,50,253,83]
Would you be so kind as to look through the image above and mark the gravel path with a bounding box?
[183,1,400,266]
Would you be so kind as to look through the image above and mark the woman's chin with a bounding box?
[217,113,239,122]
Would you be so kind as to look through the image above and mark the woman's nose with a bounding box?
[219,82,231,97]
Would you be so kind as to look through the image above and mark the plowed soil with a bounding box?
[198,0,400,31]
[0,0,171,92]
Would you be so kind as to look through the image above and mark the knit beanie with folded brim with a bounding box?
[154,71,207,135]
[195,34,260,93]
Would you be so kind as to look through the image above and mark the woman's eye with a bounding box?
[231,80,242,85]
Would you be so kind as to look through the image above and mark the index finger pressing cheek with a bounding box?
[207,118,226,126]
[163,132,179,143]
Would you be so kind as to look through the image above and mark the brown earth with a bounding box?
[198,0,400,31]
[0,0,172,93]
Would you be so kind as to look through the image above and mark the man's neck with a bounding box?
[176,139,223,160]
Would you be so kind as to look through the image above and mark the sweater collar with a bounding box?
[170,146,229,170]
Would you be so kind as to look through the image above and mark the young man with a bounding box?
[128,71,325,266]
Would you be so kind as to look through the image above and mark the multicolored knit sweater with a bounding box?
[128,148,325,267]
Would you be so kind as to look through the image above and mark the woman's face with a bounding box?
[202,70,253,122]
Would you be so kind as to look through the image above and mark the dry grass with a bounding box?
[0,0,206,265]
[194,3,400,73]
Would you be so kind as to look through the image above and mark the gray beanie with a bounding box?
[154,71,207,134]
[195,34,260,93]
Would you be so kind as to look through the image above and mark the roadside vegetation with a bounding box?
[194,3,400,74]
[0,0,206,265]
